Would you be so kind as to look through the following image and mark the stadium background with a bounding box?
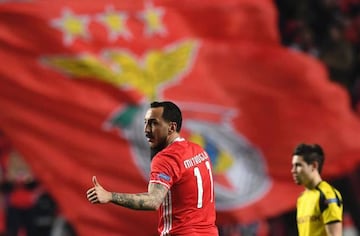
[0,0,360,235]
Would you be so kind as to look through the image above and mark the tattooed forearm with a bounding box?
[110,183,168,210]
[111,192,159,210]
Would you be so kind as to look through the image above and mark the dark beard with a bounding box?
[150,140,167,161]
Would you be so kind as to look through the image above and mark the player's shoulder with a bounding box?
[317,181,341,198]
[157,138,187,158]
[317,181,335,192]
[167,138,200,149]
[162,138,204,157]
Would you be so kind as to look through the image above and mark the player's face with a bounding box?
[291,155,313,187]
[144,107,170,150]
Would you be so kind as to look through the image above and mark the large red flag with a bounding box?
[1,0,360,235]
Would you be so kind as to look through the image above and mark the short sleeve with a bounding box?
[322,188,343,224]
[149,152,181,189]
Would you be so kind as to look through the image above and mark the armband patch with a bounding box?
[158,173,171,182]
[325,198,339,204]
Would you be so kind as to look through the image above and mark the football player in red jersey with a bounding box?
[87,101,218,236]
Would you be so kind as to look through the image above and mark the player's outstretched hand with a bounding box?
[86,176,112,204]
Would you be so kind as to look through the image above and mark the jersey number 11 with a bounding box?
[194,161,214,208]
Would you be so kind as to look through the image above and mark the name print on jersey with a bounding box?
[183,151,209,169]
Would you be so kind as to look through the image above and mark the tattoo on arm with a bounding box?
[110,183,168,210]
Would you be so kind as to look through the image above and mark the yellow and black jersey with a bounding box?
[296,181,343,236]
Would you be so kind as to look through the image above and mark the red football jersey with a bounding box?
[150,138,218,236]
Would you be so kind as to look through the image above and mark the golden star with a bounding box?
[96,5,132,42]
[51,8,91,46]
[137,2,167,37]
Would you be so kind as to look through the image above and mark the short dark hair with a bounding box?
[150,101,182,132]
[293,143,325,174]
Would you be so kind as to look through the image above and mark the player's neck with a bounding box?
[167,133,180,146]
[305,175,322,190]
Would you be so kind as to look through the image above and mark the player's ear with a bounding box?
[168,122,177,134]
[312,161,319,172]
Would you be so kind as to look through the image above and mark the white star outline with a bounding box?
[95,5,132,42]
[137,2,167,37]
[50,8,91,46]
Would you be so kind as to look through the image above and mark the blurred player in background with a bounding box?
[291,143,343,236]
